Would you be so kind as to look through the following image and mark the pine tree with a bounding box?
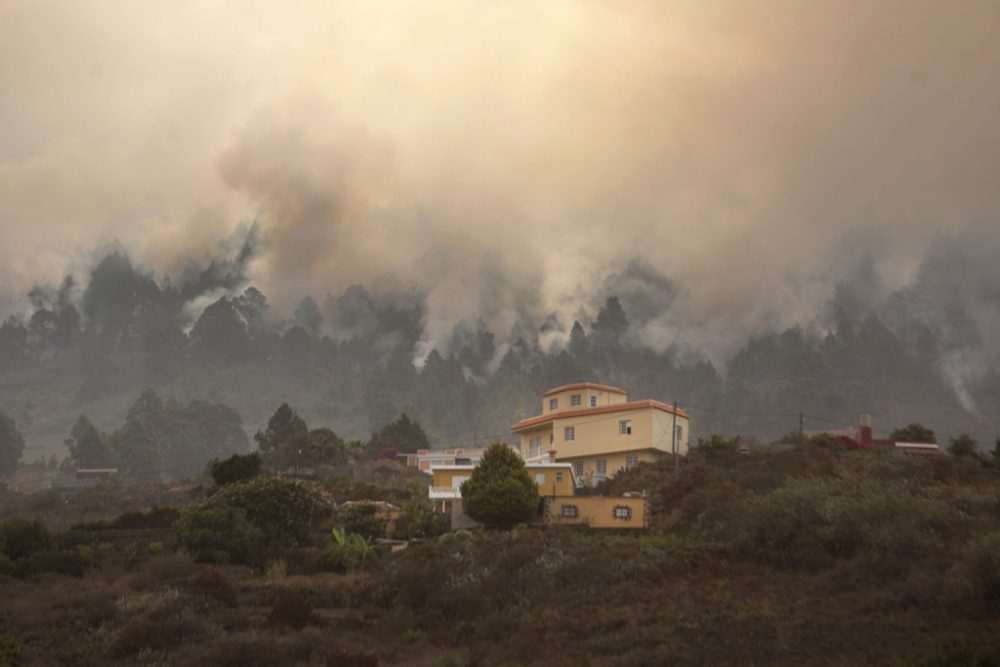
[460,443,539,529]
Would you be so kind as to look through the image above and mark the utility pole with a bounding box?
[672,400,679,475]
[799,413,805,443]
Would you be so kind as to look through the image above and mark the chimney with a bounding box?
[859,414,873,448]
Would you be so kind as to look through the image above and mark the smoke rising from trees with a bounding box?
[2,2,1000,449]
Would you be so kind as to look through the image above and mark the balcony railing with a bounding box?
[428,486,462,499]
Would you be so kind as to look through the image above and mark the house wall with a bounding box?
[545,496,648,529]
[519,425,555,458]
[551,408,689,459]
[529,467,575,497]
[559,450,662,483]
[431,468,472,489]
[433,466,574,497]
[542,387,627,415]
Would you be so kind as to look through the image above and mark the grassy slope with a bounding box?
[1,446,999,665]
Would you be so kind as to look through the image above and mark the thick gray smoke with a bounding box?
[2,1,1000,376]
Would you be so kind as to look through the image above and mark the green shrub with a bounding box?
[691,434,741,459]
[0,635,23,667]
[174,505,264,564]
[0,518,53,561]
[320,528,379,573]
[15,549,89,578]
[738,479,831,570]
[460,444,538,529]
[74,506,182,532]
[210,452,262,487]
[200,477,327,546]
[338,502,386,541]
[112,507,181,530]
[397,497,447,539]
[911,635,1000,666]
[735,476,944,570]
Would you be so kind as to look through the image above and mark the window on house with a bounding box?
[619,419,632,435]
[529,436,541,457]
[590,395,598,407]
[555,472,564,482]
[564,426,575,441]
[535,473,545,485]
[574,461,584,478]
[626,455,639,470]
[613,505,632,520]
[571,394,581,406]
[675,425,684,443]
[561,504,579,518]
[596,458,607,475]
[549,398,558,411]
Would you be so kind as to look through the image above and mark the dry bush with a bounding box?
[187,566,238,607]
[126,553,198,590]
[268,588,316,629]
[326,648,378,667]
[183,636,290,667]
[964,531,1000,606]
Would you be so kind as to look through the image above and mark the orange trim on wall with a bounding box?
[511,399,689,431]
[541,382,627,397]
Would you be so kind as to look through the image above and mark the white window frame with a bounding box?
[570,394,581,406]
[613,505,632,520]
[561,504,579,518]
[555,472,564,482]
[573,461,584,478]
[626,454,639,470]
[590,395,598,407]
[564,426,575,441]
[619,419,632,435]
[549,398,558,411]
[596,458,607,475]
[529,436,541,457]
[535,472,545,484]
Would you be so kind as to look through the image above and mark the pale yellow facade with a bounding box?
[430,463,575,498]
[514,383,690,483]
[428,459,648,531]
[542,383,628,416]
[545,496,647,529]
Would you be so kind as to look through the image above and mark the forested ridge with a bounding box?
[1,228,999,471]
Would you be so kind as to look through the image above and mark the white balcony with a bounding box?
[428,486,462,499]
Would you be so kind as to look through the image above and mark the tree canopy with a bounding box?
[64,415,115,469]
[254,403,308,454]
[367,413,429,457]
[889,423,937,443]
[948,433,979,459]
[460,443,539,529]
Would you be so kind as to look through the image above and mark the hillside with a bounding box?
[1,445,998,666]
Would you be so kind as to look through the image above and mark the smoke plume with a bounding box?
[3,1,1000,371]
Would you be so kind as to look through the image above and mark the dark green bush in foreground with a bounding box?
[0,518,53,561]
[174,505,264,564]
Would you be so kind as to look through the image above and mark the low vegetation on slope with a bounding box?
[0,444,998,666]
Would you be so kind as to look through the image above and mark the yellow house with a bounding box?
[545,495,648,529]
[511,382,690,484]
[429,462,576,529]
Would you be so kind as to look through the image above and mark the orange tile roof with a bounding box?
[511,400,689,431]
[542,382,627,397]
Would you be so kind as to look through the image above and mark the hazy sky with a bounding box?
[2,1,1000,358]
